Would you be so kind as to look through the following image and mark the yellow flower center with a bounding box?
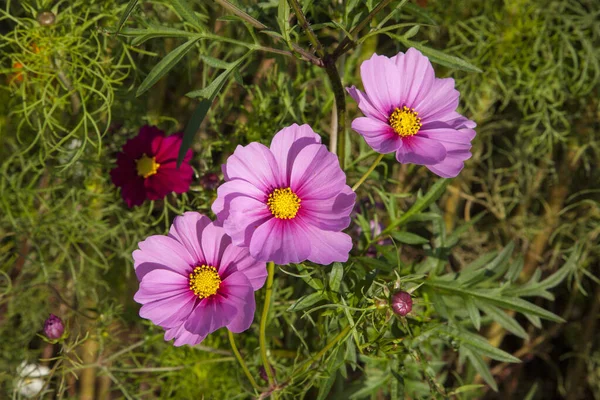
[389,106,422,137]
[267,187,301,219]
[136,154,160,178]
[189,265,221,299]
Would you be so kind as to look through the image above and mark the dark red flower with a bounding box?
[110,126,193,207]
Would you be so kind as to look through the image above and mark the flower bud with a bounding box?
[391,291,412,317]
[43,314,64,340]
[37,11,56,26]
[200,172,220,191]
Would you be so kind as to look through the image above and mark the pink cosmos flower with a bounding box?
[110,126,193,207]
[347,48,476,178]
[133,212,267,346]
[212,124,356,265]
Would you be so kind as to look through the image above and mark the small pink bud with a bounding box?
[43,314,64,340]
[391,291,412,316]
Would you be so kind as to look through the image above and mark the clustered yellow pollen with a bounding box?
[267,187,301,219]
[189,265,221,299]
[389,106,422,137]
[136,154,160,179]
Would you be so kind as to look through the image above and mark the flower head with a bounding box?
[212,124,356,265]
[391,291,413,317]
[17,362,50,398]
[347,48,476,178]
[110,126,193,207]
[43,314,64,340]
[133,212,267,346]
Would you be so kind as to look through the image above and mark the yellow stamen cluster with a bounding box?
[136,154,160,178]
[389,106,422,137]
[267,187,301,219]
[189,265,221,299]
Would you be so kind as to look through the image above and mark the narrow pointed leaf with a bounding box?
[173,0,204,28]
[137,38,199,97]
[116,0,139,34]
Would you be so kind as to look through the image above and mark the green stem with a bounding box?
[324,57,347,169]
[352,153,385,191]
[288,0,325,58]
[259,261,276,386]
[293,324,352,376]
[228,330,261,391]
[332,0,395,60]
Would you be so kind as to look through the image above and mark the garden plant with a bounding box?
[1,0,599,399]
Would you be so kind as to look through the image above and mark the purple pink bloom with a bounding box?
[212,124,356,265]
[133,212,267,346]
[347,48,476,178]
[110,126,193,207]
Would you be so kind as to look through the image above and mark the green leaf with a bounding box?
[296,263,324,290]
[465,296,481,331]
[317,372,337,400]
[395,37,482,73]
[390,231,429,245]
[458,330,520,363]
[462,347,498,391]
[287,292,325,311]
[476,302,528,339]
[451,384,485,395]
[329,263,343,293]
[403,2,438,26]
[426,280,564,322]
[198,54,232,69]
[136,38,200,97]
[177,99,211,166]
[383,179,450,234]
[186,56,247,100]
[172,0,204,28]
[116,0,139,34]
[403,24,420,39]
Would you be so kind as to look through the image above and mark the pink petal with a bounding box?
[224,143,279,193]
[212,179,266,222]
[168,212,211,263]
[248,218,311,264]
[270,124,322,185]
[427,154,468,178]
[419,124,475,145]
[222,195,272,247]
[390,48,435,108]
[184,295,237,336]
[360,54,402,116]
[165,324,207,347]
[351,117,401,153]
[200,223,230,267]
[304,224,353,265]
[414,77,459,121]
[134,269,189,303]
[134,235,195,279]
[300,186,356,231]
[395,135,447,165]
[137,270,197,328]
[290,144,346,200]
[220,272,256,333]
[346,86,388,122]
[219,243,267,290]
